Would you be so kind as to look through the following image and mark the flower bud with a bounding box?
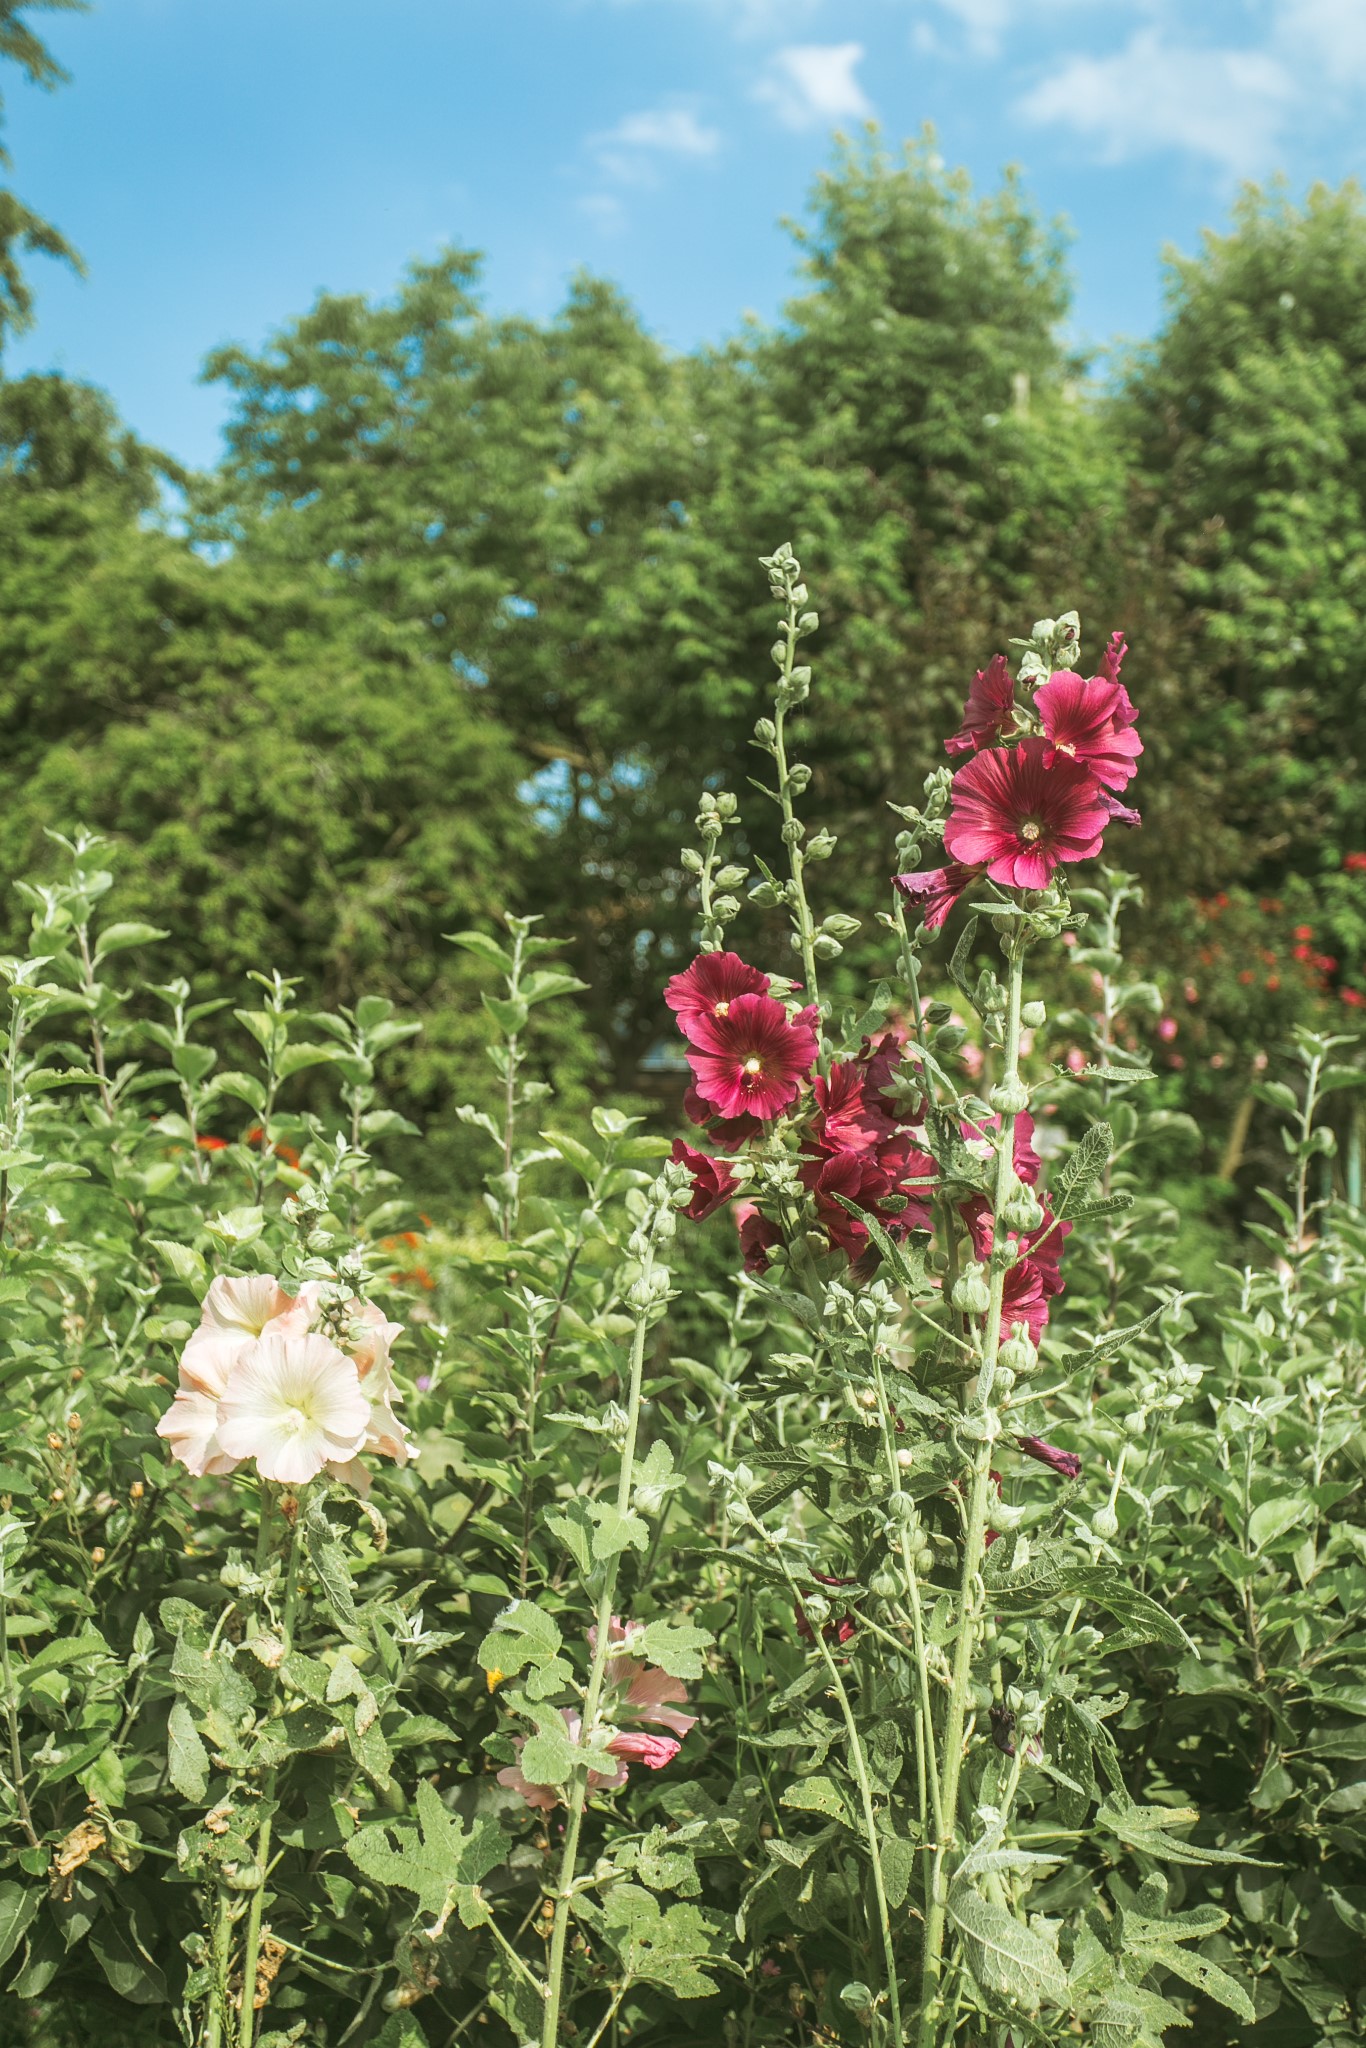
[999,1330,1038,1377]
[886,1490,918,1527]
[1092,1506,1119,1541]
[680,847,704,874]
[715,865,748,889]
[896,1447,915,1471]
[821,914,862,941]
[812,935,843,961]
[1123,1410,1146,1438]
[989,1075,1030,1117]
[1020,1000,1047,1027]
[951,1263,992,1316]
[1000,1184,1045,1234]
[806,830,836,860]
[754,717,777,748]
[914,1545,936,1577]
[870,1567,902,1601]
[802,1593,831,1627]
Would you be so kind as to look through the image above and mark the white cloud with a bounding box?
[755,42,873,131]
[1018,28,1296,178]
[1275,0,1366,86]
[925,0,1016,58]
[587,103,722,194]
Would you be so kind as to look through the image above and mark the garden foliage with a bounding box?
[0,554,1362,2048]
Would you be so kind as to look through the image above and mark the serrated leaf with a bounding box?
[1054,1121,1113,1213]
[348,1782,505,1936]
[636,1618,712,1680]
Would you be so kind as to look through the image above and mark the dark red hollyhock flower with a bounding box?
[893,863,983,931]
[1001,1259,1049,1343]
[812,1062,895,1156]
[1015,1433,1081,1480]
[682,1087,765,1154]
[962,1110,1042,1187]
[1098,630,1127,686]
[670,1139,740,1222]
[944,738,1110,890]
[665,951,771,1033]
[800,1149,894,1260]
[796,1572,859,1645]
[685,994,819,1122]
[1035,670,1142,794]
[1021,1209,1071,1297]
[876,1133,939,1233]
[735,1202,782,1276]
[945,653,1016,756]
[858,1026,919,1121]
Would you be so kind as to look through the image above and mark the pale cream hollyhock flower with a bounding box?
[215,1333,369,1485]
[156,1380,240,1477]
[181,1274,310,1394]
[326,1299,412,1489]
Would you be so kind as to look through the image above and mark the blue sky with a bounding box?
[4,0,1364,470]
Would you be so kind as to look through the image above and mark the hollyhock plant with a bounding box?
[670,1138,741,1220]
[684,992,819,1121]
[1034,670,1143,793]
[945,652,1016,756]
[665,951,770,1030]
[811,1062,896,1155]
[214,1332,370,1485]
[944,738,1111,889]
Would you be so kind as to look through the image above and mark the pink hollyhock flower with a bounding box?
[685,994,819,1121]
[944,739,1110,889]
[215,1332,369,1485]
[1035,671,1142,793]
[811,1063,895,1156]
[605,1728,682,1770]
[893,863,982,931]
[1015,1433,1081,1480]
[592,1618,699,1741]
[945,653,1016,756]
[670,1138,741,1221]
[665,952,770,1032]
[497,1711,628,1811]
[682,1086,764,1153]
[736,1203,782,1275]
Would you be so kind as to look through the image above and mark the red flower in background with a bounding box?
[800,1150,893,1260]
[944,739,1111,889]
[666,950,771,1030]
[945,653,1017,756]
[1344,852,1366,873]
[196,1135,228,1152]
[670,1139,740,1221]
[684,994,819,1122]
[893,863,982,931]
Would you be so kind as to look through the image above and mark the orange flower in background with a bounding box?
[196,1135,229,1151]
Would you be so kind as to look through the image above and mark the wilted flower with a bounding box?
[893,863,982,931]
[1015,1433,1081,1480]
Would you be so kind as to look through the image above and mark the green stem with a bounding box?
[540,1208,664,2048]
[0,1564,38,1848]
[917,943,1027,2048]
[204,1884,233,2048]
[772,1544,903,2044]
[238,1487,308,2047]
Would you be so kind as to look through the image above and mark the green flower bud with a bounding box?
[990,1074,1030,1117]
[999,1330,1038,1377]
[1001,1184,1045,1234]
[1092,1507,1119,1541]
[951,1262,992,1315]
[1020,1000,1047,1027]
[870,1567,902,1601]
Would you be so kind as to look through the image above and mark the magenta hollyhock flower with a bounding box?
[1034,671,1142,794]
[665,951,770,1031]
[944,738,1110,889]
[685,994,819,1121]
[1022,1208,1071,1297]
[893,862,982,931]
[1015,1433,1081,1480]
[945,653,1016,756]
[735,1202,782,1275]
[670,1138,740,1221]
[812,1062,895,1156]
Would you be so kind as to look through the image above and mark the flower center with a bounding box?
[1020,819,1043,843]
[713,1000,730,1018]
[742,1056,763,1078]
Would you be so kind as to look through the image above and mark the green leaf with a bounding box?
[880,1835,915,1910]
[599,1887,722,1998]
[348,1781,505,1936]
[1135,1941,1255,2021]
[636,1618,712,1680]
[148,1239,208,1291]
[478,1599,564,1681]
[93,922,169,964]
[0,1882,40,1969]
[277,1041,340,1080]
[781,1774,852,1823]
[88,1910,168,2004]
[446,930,514,972]
[302,1494,356,1627]
[1248,1496,1313,1551]
[589,1501,649,1562]
[1054,1121,1113,1213]
[947,1884,1067,2010]
[166,1699,210,1800]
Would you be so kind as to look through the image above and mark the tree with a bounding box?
[0,0,86,347]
